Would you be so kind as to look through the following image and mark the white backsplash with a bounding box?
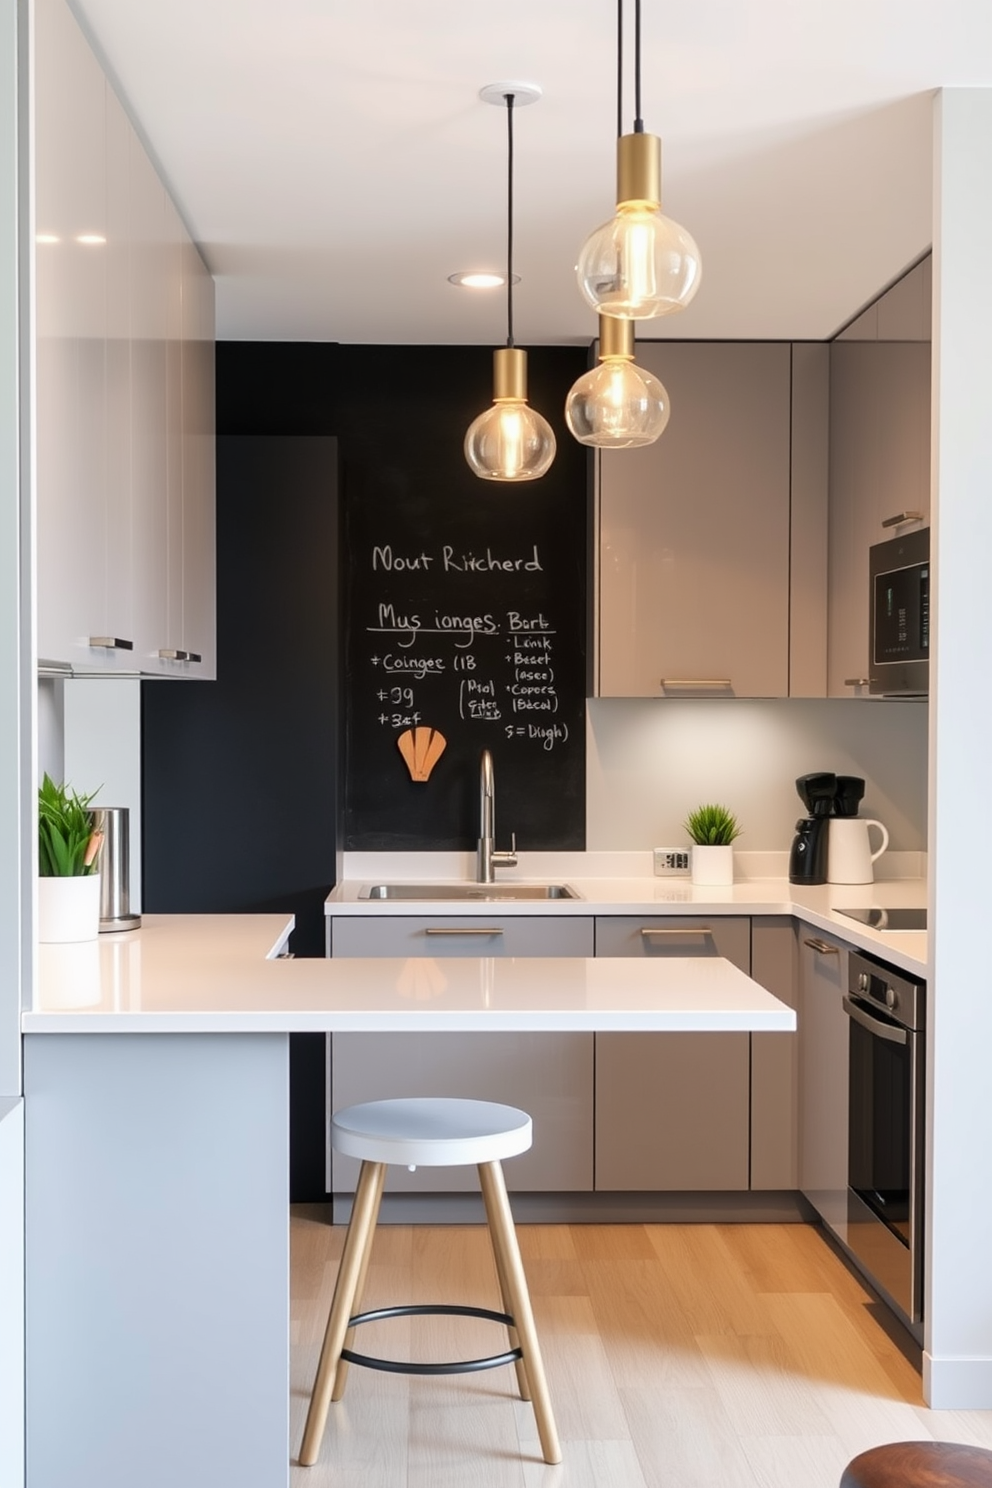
[586,697,928,854]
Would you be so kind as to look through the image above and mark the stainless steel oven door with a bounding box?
[843,993,924,1325]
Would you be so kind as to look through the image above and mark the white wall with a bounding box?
[925,88,992,1408]
[587,697,928,853]
[62,677,142,910]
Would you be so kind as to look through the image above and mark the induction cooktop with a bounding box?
[835,907,927,931]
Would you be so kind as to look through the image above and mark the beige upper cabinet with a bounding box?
[827,258,931,696]
[34,0,216,679]
[596,341,800,699]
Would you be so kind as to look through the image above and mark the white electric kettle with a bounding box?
[826,817,889,885]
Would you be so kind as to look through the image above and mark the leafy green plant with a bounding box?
[38,773,103,877]
[683,803,742,847]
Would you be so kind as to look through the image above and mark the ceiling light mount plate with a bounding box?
[479,81,542,108]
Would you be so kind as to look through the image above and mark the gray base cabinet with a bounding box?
[328,913,594,1194]
[750,917,799,1189]
[797,923,850,1229]
[594,916,751,1191]
[330,1031,594,1194]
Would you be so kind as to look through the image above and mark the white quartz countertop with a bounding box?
[327,855,928,978]
[24,915,796,1035]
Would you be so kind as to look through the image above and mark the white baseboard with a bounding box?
[924,1351,992,1408]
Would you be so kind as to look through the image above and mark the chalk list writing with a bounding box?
[343,432,586,851]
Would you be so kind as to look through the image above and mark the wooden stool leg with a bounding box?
[479,1164,531,1402]
[478,1160,561,1465]
[299,1160,385,1467]
[331,1159,386,1401]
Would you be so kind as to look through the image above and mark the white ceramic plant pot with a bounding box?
[37,874,101,943]
[690,845,734,886]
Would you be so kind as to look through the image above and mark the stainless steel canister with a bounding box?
[94,806,141,932]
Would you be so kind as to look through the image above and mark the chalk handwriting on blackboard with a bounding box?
[372,544,544,574]
[364,556,568,747]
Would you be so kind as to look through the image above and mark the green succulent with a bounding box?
[683,803,742,847]
[38,773,102,877]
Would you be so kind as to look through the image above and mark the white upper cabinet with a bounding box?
[34,0,216,679]
[596,342,797,698]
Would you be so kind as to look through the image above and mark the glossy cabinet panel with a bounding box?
[797,923,850,1230]
[329,913,594,1193]
[594,915,751,1191]
[597,342,792,698]
[750,917,799,1190]
[330,1032,594,1194]
[827,258,931,696]
[34,0,216,678]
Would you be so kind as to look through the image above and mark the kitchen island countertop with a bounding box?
[24,914,796,1034]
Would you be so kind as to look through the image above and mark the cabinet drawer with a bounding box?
[330,915,594,958]
[594,915,750,971]
[330,1032,593,1195]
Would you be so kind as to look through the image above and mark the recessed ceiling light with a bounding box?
[75,233,106,245]
[36,233,60,244]
[448,271,520,289]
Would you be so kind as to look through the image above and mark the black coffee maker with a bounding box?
[788,772,837,884]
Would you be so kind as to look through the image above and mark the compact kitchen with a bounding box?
[2,2,992,1487]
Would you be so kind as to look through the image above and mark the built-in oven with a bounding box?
[869,526,929,695]
[843,950,926,1332]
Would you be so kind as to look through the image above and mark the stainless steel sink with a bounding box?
[359,882,580,901]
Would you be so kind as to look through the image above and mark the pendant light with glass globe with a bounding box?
[576,0,701,321]
[566,1,671,449]
[464,84,556,483]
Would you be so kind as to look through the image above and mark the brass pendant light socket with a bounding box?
[616,131,662,209]
[598,314,635,361]
[493,346,528,401]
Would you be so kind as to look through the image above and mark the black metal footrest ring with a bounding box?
[340,1302,523,1377]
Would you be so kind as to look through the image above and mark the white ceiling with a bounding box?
[70,0,992,345]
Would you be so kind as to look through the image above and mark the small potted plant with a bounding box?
[683,803,741,886]
[38,773,104,942]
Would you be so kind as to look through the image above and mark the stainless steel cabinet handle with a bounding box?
[641,926,713,937]
[660,678,732,689]
[89,636,133,650]
[844,678,870,687]
[843,993,908,1045]
[159,649,189,661]
[187,652,202,664]
[38,659,73,677]
[881,510,925,528]
[423,927,504,936]
[804,937,839,954]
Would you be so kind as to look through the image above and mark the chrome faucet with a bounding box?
[477,749,517,883]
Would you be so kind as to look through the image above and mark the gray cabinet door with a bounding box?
[597,342,792,698]
[328,913,595,1194]
[797,923,850,1229]
[330,1032,594,1195]
[594,915,750,1191]
[750,917,798,1190]
[827,258,931,696]
[330,914,594,958]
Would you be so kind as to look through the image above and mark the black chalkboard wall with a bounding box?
[215,342,590,852]
[344,434,587,851]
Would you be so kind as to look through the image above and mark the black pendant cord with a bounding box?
[505,93,515,348]
[617,0,624,139]
[633,0,644,133]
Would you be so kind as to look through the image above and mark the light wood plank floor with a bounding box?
[289,1209,992,1487]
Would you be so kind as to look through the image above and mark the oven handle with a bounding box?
[842,993,908,1045]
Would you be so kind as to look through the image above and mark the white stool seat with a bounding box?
[331,1097,533,1167]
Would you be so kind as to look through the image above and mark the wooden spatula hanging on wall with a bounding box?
[397,726,447,782]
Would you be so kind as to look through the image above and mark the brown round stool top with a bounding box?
[841,1442,992,1488]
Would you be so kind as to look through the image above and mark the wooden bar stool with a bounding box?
[841,1442,992,1488]
[298,1097,561,1469]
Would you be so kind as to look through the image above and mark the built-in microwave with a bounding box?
[869,527,929,696]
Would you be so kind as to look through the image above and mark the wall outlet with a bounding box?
[653,848,691,877]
